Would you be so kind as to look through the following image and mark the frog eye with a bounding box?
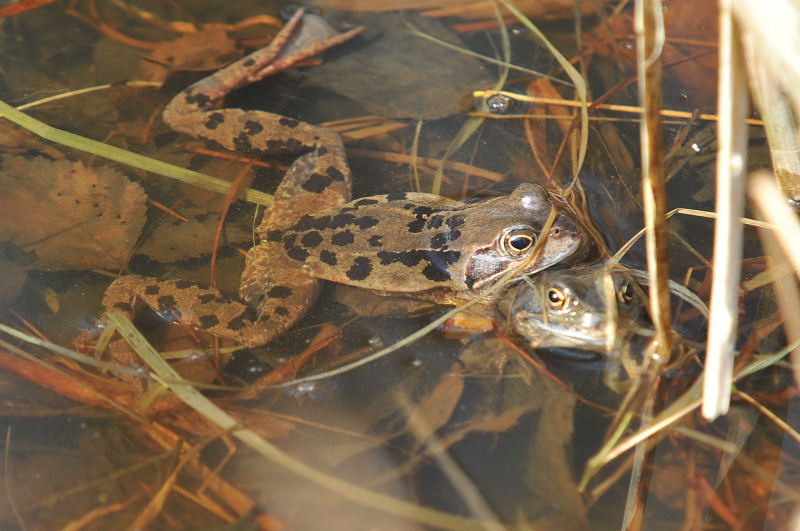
[617,281,635,304]
[500,226,537,257]
[546,287,567,309]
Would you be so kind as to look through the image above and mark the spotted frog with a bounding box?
[103,10,587,347]
[499,265,645,353]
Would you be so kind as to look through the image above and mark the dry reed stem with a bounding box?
[635,0,672,362]
[749,172,800,388]
[703,0,750,420]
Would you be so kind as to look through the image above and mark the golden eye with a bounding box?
[546,287,566,309]
[617,281,635,304]
[501,226,537,257]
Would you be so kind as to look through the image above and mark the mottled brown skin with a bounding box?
[103,10,586,347]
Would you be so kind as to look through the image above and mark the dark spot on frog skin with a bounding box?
[430,233,449,249]
[426,215,444,229]
[301,231,323,248]
[368,235,383,247]
[331,230,355,246]
[185,91,212,109]
[114,302,134,312]
[346,257,373,280]
[198,293,219,304]
[291,214,331,232]
[234,132,253,152]
[244,120,264,135]
[412,205,438,216]
[267,286,293,298]
[422,263,451,282]
[301,172,333,193]
[353,198,379,208]
[386,191,408,201]
[320,250,337,265]
[174,280,198,289]
[266,230,283,242]
[228,307,259,330]
[205,112,225,129]
[266,137,307,153]
[279,117,300,128]
[274,306,290,317]
[328,213,380,230]
[316,147,328,155]
[446,215,466,229]
[243,58,255,66]
[355,216,380,229]
[407,218,426,233]
[376,249,461,275]
[144,285,161,295]
[283,234,297,251]
[329,213,357,228]
[287,246,310,261]
[199,314,220,329]
[327,166,345,182]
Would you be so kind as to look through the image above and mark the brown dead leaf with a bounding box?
[140,25,241,82]
[318,0,595,20]
[137,205,251,263]
[0,122,67,159]
[0,255,27,308]
[434,404,532,451]
[0,155,147,271]
[586,0,718,109]
[405,365,464,442]
[107,82,165,142]
[304,11,492,119]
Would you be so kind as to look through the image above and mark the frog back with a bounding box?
[271,184,584,296]
[273,192,467,293]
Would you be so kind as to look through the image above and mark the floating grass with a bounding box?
[0,98,273,206]
[106,311,485,530]
[499,0,589,177]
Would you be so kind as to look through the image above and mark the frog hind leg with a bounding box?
[103,273,319,347]
[162,9,363,156]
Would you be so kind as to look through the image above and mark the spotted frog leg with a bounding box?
[104,11,363,346]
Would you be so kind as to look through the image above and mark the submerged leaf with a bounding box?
[0,155,147,270]
[137,205,251,263]
[140,25,240,82]
[303,11,492,119]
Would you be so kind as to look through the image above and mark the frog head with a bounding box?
[501,265,646,351]
[456,183,587,291]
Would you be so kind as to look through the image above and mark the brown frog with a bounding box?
[498,264,646,353]
[103,10,587,347]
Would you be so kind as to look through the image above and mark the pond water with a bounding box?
[0,0,796,529]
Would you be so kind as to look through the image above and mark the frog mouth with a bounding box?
[535,322,606,347]
[532,216,588,270]
[514,311,609,348]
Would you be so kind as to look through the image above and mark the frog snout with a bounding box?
[550,214,588,261]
